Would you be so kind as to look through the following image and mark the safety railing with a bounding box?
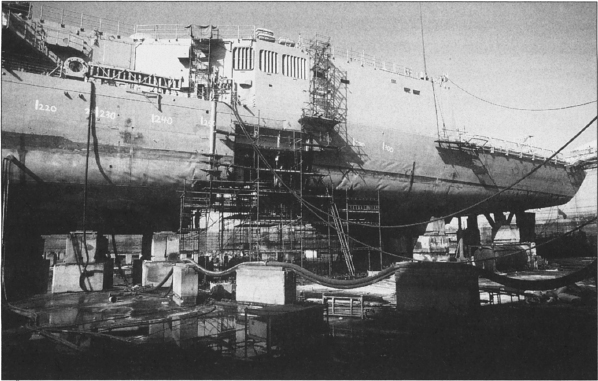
[133,24,190,40]
[133,24,256,40]
[215,25,256,40]
[34,4,135,36]
[563,145,597,163]
[439,128,566,164]
[44,26,91,54]
[326,45,422,80]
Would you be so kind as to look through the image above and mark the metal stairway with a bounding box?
[330,201,355,276]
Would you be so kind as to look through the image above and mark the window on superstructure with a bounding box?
[233,47,254,70]
[282,55,306,79]
[259,50,278,74]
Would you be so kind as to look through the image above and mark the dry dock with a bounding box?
[2,258,596,380]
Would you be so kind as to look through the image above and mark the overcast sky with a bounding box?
[38,2,597,152]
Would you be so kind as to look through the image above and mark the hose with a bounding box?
[471,259,597,291]
[144,268,173,292]
[181,258,598,292]
[182,258,401,289]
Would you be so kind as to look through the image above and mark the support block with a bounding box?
[52,260,114,293]
[151,232,180,261]
[142,261,174,287]
[172,315,199,348]
[395,262,479,314]
[132,259,143,285]
[173,264,199,306]
[236,266,295,305]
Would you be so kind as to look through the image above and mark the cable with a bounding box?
[182,258,400,289]
[144,268,173,292]
[226,100,596,233]
[449,78,597,111]
[222,99,596,260]
[474,259,596,291]
[79,81,96,292]
[182,256,596,292]
[467,216,597,264]
[111,232,129,286]
[419,3,440,138]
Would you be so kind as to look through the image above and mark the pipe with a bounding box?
[208,97,217,155]
[181,258,598,292]
[144,268,173,292]
[472,259,597,291]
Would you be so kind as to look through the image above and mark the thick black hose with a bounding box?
[144,268,173,292]
[182,258,597,292]
[182,259,400,289]
[471,259,597,291]
[111,232,129,286]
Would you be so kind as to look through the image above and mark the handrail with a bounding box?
[33,3,135,36]
[322,44,423,80]
[440,128,566,163]
[134,24,256,40]
[29,5,424,80]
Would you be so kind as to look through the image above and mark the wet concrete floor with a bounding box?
[4,301,596,379]
[2,260,596,379]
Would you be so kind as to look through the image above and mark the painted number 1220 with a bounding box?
[35,100,57,112]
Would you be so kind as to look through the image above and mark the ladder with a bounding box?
[330,201,355,276]
[179,189,211,255]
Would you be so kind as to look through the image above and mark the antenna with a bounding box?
[420,3,442,139]
[419,3,428,76]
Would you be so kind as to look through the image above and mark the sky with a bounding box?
[37,2,597,152]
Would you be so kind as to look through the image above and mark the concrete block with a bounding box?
[173,264,199,306]
[172,315,198,348]
[52,260,114,293]
[38,259,51,294]
[395,262,479,314]
[142,261,174,287]
[132,259,143,285]
[151,232,180,261]
[236,266,295,305]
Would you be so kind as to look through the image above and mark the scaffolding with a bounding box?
[178,155,385,276]
[177,33,381,277]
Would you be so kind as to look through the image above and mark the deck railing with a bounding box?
[331,46,422,79]
[133,24,256,40]
[440,128,566,164]
[28,4,423,80]
[33,4,135,36]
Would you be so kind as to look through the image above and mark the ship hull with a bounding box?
[1,70,585,234]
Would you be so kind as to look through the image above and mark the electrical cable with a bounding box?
[181,256,596,292]
[222,100,596,260]
[474,259,596,291]
[419,3,440,138]
[79,81,96,292]
[10,219,596,329]
[449,78,597,111]
[465,216,597,264]
[225,99,596,232]
[144,268,173,292]
[111,232,129,286]
[182,258,399,289]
